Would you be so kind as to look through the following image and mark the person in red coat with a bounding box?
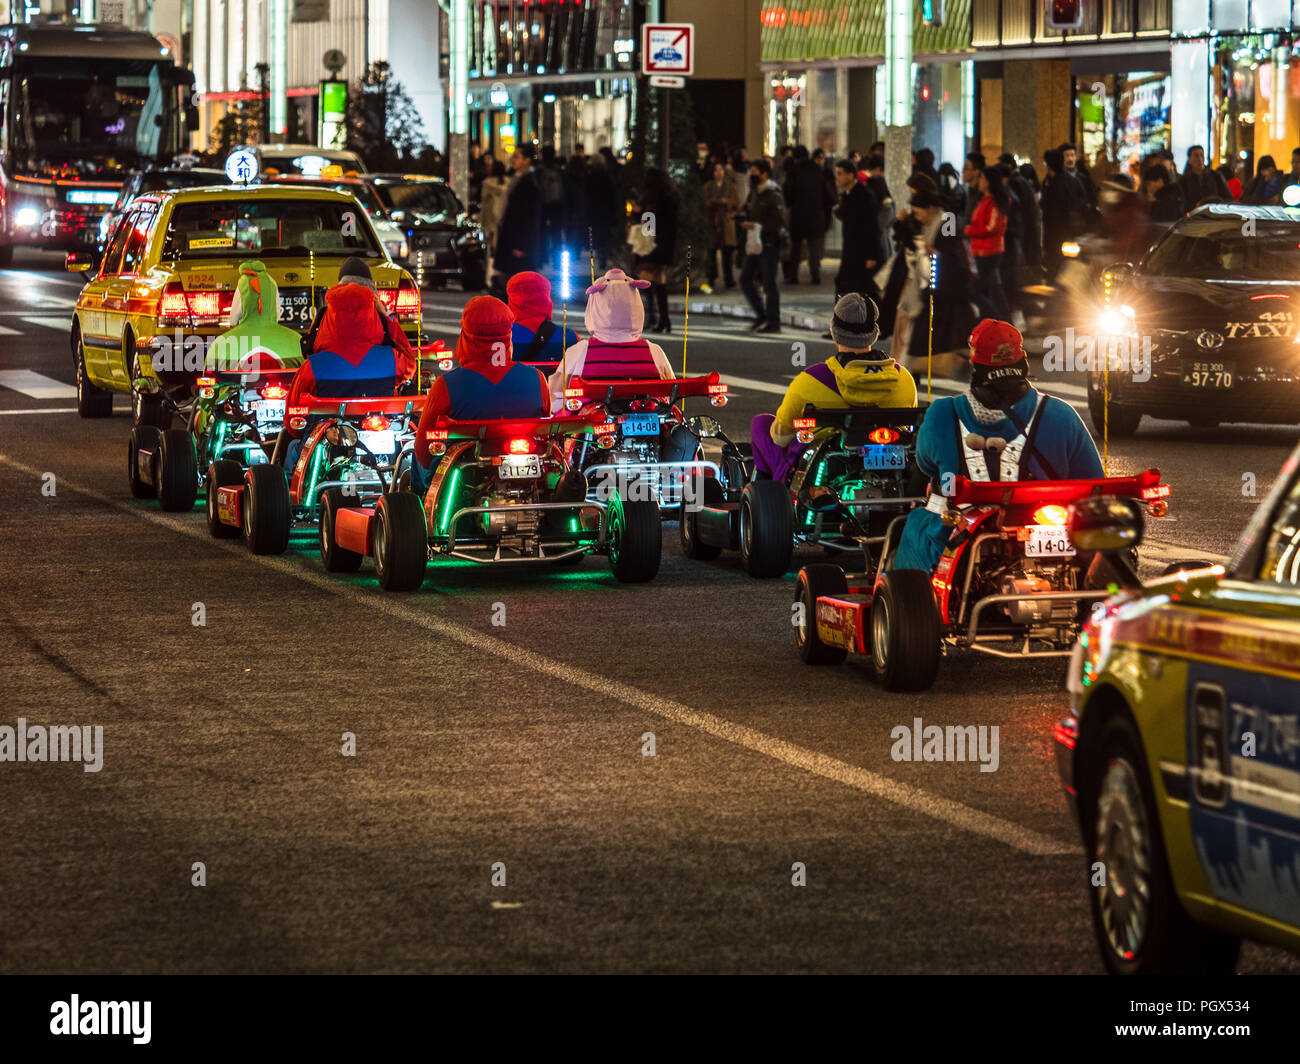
[965,167,1013,321]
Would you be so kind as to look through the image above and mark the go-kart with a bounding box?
[681,404,928,578]
[316,411,663,590]
[126,360,296,513]
[205,393,422,554]
[558,371,731,510]
[795,469,1171,691]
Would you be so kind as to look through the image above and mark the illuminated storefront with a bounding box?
[464,0,642,158]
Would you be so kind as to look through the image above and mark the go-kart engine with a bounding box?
[481,493,542,538]
[998,562,1078,625]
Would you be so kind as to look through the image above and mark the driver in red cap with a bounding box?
[891,318,1102,572]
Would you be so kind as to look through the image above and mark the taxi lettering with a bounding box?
[1222,321,1298,340]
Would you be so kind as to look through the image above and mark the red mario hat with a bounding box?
[969,319,1025,366]
[505,271,553,331]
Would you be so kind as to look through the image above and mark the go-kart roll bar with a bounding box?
[947,469,1163,508]
[289,395,428,418]
[564,372,724,405]
[797,404,928,430]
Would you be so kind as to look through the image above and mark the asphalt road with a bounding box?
[2,249,1297,974]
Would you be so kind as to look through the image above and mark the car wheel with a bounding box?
[373,493,427,591]
[870,569,940,691]
[242,464,291,555]
[1083,713,1241,975]
[679,471,723,560]
[1087,388,1142,438]
[126,425,159,499]
[75,324,113,418]
[607,495,661,583]
[155,428,198,512]
[129,337,170,430]
[319,487,364,573]
[206,460,243,538]
[738,480,793,578]
[795,564,848,665]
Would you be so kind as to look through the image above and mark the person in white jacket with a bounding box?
[547,268,676,412]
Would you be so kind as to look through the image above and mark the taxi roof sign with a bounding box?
[225,149,258,185]
[641,23,693,77]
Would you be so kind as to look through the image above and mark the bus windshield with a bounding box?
[9,56,180,179]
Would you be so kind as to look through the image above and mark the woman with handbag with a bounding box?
[628,167,679,334]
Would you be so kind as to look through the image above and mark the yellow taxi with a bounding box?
[1058,450,1300,973]
[67,184,423,423]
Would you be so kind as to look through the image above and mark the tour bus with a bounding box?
[0,19,197,265]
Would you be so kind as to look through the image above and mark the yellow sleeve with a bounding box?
[772,373,817,444]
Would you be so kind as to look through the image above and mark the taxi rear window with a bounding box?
[160,199,382,259]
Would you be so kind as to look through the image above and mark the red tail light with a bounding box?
[1032,504,1070,526]
[395,281,421,318]
[630,398,657,412]
[261,381,289,400]
[792,417,816,430]
[362,414,391,432]
[868,426,900,444]
[1140,484,1171,500]
[507,437,533,455]
[159,282,189,324]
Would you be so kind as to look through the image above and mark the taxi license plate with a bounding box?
[1182,361,1233,388]
[622,414,660,437]
[1023,525,1075,558]
[359,429,396,456]
[255,398,286,424]
[277,287,322,329]
[499,455,541,479]
[861,444,906,470]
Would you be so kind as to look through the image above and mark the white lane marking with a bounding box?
[21,316,72,331]
[0,407,79,415]
[720,374,787,396]
[1141,539,1229,564]
[0,271,84,289]
[0,324,19,335]
[0,452,1075,858]
[0,370,77,399]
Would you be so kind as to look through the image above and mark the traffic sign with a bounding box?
[649,75,686,88]
[641,23,693,77]
[225,149,258,185]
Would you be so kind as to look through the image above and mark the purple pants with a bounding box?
[751,413,807,482]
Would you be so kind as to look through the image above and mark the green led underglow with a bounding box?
[569,517,578,533]
[305,444,326,507]
[211,419,228,461]
[437,466,463,535]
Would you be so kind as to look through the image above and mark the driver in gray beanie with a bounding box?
[751,293,918,480]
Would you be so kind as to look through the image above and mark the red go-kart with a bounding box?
[794,469,1171,691]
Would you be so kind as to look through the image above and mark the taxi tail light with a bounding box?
[361,414,391,432]
[384,280,421,321]
[867,426,900,445]
[158,282,189,325]
[1032,504,1070,527]
[260,381,289,400]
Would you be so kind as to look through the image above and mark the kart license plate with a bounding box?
[256,399,286,424]
[1182,361,1233,388]
[622,414,660,437]
[1023,525,1075,558]
[499,455,541,479]
[358,429,396,456]
[860,444,906,470]
[277,287,322,329]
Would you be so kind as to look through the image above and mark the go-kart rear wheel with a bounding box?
[795,564,848,665]
[870,569,940,692]
[155,428,197,512]
[679,473,723,560]
[1081,713,1240,975]
[739,480,793,578]
[1087,389,1142,439]
[319,487,365,573]
[608,495,661,583]
[206,460,243,538]
[374,493,428,591]
[127,425,159,499]
[242,464,290,555]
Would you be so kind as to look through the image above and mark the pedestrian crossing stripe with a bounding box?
[0,370,78,398]
[0,324,20,335]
